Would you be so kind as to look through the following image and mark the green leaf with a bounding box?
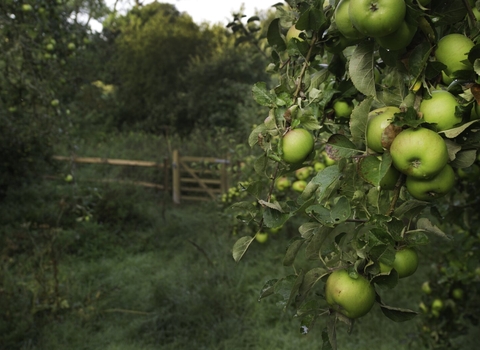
[325,134,362,160]
[416,218,451,240]
[379,304,418,322]
[252,82,277,107]
[372,269,399,290]
[310,165,342,202]
[349,40,376,97]
[248,123,267,147]
[283,238,305,266]
[232,236,255,262]
[439,120,480,138]
[358,155,382,186]
[253,154,268,176]
[297,267,328,304]
[305,226,334,260]
[393,200,428,220]
[408,42,432,81]
[450,149,477,168]
[350,97,373,144]
[267,18,286,51]
[263,206,291,228]
[258,279,278,300]
[298,221,322,239]
[330,196,351,225]
[296,7,326,31]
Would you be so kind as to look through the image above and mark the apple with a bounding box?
[435,34,475,76]
[421,281,432,294]
[292,180,307,192]
[286,25,305,43]
[51,99,60,107]
[67,43,76,50]
[325,269,376,319]
[431,298,444,311]
[334,0,365,40]
[452,288,464,300]
[405,164,456,201]
[46,43,55,51]
[255,232,268,243]
[366,106,401,153]
[349,0,406,37]
[314,161,326,172]
[375,20,417,51]
[457,163,480,180]
[392,248,419,278]
[281,128,314,164]
[22,4,33,11]
[419,91,462,131]
[275,176,291,191]
[390,127,449,179]
[333,99,354,119]
[322,151,336,166]
[295,167,312,180]
[64,174,73,182]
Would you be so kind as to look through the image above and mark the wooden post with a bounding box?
[172,150,181,204]
[163,157,169,193]
[220,158,229,194]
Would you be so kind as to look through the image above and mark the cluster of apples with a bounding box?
[367,106,456,201]
[335,0,416,52]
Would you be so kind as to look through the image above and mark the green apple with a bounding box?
[46,43,55,51]
[421,281,432,294]
[292,180,307,192]
[275,176,291,191]
[392,248,419,278]
[334,0,365,40]
[22,4,33,11]
[295,166,312,180]
[390,127,449,179]
[379,261,392,274]
[255,232,268,243]
[379,166,401,190]
[452,288,464,300]
[51,99,60,107]
[366,106,401,153]
[325,269,376,319]
[375,20,417,51]
[419,91,461,131]
[314,161,326,172]
[67,42,76,50]
[281,128,314,164]
[322,151,336,166]
[286,25,306,43]
[405,164,456,201]
[349,0,406,37]
[333,99,354,119]
[435,34,475,75]
[431,298,444,311]
[64,174,73,182]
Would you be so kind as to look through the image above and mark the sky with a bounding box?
[90,0,282,31]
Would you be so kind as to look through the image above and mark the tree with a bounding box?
[230,0,480,348]
[0,0,103,194]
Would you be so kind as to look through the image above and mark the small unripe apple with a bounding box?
[51,99,60,107]
[64,174,73,182]
[22,4,33,12]
[255,232,268,243]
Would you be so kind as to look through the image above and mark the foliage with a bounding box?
[229,0,480,348]
[0,0,105,194]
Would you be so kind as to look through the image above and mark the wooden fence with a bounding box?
[52,151,230,204]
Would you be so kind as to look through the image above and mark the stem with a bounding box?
[292,33,318,101]
[386,174,405,216]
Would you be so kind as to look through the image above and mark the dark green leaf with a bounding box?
[267,18,286,51]
[258,279,278,300]
[283,238,306,266]
[350,97,373,144]
[325,134,362,160]
[252,82,277,107]
[349,41,376,97]
[379,304,418,322]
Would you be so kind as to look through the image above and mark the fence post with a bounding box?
[172,150,181,204]
[220,157,229,194]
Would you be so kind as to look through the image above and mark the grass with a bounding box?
[1,179,431,350]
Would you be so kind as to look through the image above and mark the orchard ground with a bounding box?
[0,132,477,350]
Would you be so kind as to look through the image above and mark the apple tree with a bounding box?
[229,0,480,347]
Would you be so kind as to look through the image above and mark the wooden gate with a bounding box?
[52,151,230,204]
[171,150,229,204]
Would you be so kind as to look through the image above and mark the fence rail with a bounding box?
[52,151,230,204]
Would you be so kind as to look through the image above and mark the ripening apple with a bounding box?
[281,129,314,164]
[295,167,312,180]
[392,248,419,278]
[22,4,33,11]
[275,176,291,191]
[51,99,60,107]
[419,91,462,131]
[366,106,401,153]
[349,0,406,37]
[322,151,336,166]
[64,174,73,182]
[333,99,354,119]
[390,127,449,179]
[286,25,306,43]
[255,232,268,243]
[334,0,365,40]
[314,161,326,172]
[292,180,307,192]
[435,34,475,76]
[405,164,456,201]
[375,20,417,51]
[325,269,376,319]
